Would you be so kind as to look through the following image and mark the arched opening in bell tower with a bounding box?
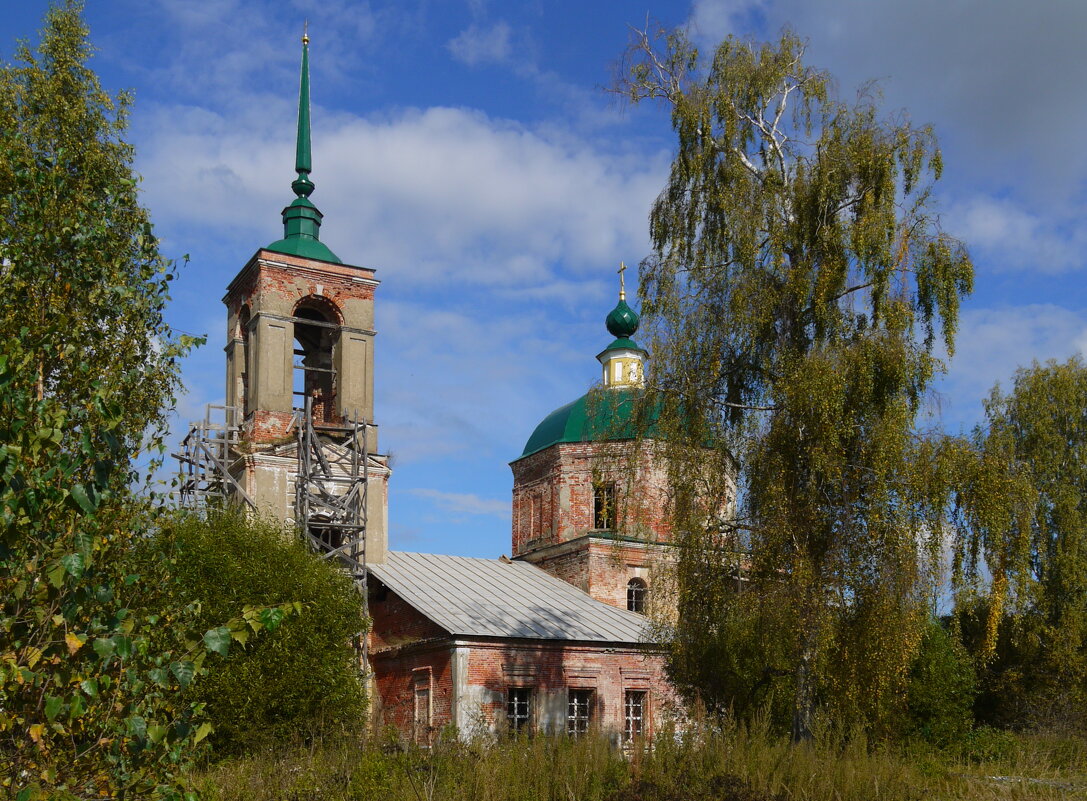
[237,305,251,415]
[293,297,341,425]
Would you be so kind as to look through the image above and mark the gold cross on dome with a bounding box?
[618,261,627,300]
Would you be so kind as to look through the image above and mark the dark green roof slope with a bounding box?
[519,388,658,459]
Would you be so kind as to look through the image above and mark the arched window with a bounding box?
[627,578,648,614]
[293,299,340,424]
[238,305,251,414]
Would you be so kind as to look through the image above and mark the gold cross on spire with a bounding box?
[618,261,627,301]
[302,20,309,45]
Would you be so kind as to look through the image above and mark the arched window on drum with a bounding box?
[627,577,648,614]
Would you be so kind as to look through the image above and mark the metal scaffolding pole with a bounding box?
[294,396,372,673]
[173,404,253,509]
[175,397,374,675]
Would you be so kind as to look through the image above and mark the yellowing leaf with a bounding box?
[193,722,212,744]
[24,647,42,669]
[65,632,85,655]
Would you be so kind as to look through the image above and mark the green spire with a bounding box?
[267,26,341,264]
[292,27,313,197]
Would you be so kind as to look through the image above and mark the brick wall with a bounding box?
[370,635,679,742]
[370,642,454,744]
[376,638,679,741]
[368,585,447,651]
[511,441,675,558]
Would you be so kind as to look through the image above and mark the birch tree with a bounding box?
[617,28,973,739]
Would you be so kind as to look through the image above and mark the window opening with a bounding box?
[593,482,615,530]
[507,687,532,734]
[307,513,342,553]
[293,305,339,424]
[567,689,593,736]
[238,306,251,414]
[413,686,431,744]
[624,690,646,742]
[627,578,648,614]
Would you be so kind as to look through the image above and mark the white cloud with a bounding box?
[137,103,668,287]
[688,0,1087,203]
[407,488,510,517]
[945,194,1086,274]
[934,304,1087,429]
[447,21,512,66]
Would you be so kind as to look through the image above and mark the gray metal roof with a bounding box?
[369,551,653,643]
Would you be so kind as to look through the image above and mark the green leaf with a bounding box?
[68,483,96,514]
[44,695,63,722]
[92,637,115,660]
[126,715,147,741]
[47,563,66,589]
[148,667,169,687]
[203,626,231,656]
[147,723,168,744]
[80,677,99,698]
[113,635,133,660]
[259,607,286,632]
[170,661,195,688]
[60,552,83,578]
[193,722,213,744]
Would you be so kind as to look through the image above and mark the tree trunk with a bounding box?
[792,616,816,742]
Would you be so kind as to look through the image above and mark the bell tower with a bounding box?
[218,30,389,563]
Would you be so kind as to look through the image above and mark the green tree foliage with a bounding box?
[142,511,369,755]
[0,4,241,796]
[902,620,976,745]
[964,357,1087,730]
[0,0,190,466]
[617,28,974,739]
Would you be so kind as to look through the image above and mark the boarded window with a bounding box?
[567,689,593,736]
[593,482,615,530]
[624,690,646,742]
[507,687,532,733]
[413,667,432,745]
[413,687,431,744]
[627,578,648,614]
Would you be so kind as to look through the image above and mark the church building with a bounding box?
[205,33,682,744]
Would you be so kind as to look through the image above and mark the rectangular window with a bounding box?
[567,689,593,736]
[507,687,532,733]
[593,482,615,530]
[624,690,646,742]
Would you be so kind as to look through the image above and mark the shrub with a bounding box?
[903,620,976,745]
[148,510,369,754]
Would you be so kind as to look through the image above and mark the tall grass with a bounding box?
[192,720,1087,801]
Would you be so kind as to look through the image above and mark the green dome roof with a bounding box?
[519,388,658,458]
[605,299,639,338]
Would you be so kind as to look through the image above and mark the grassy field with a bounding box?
[192,721,1087,801]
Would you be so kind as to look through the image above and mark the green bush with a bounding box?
[903,620,976,745]
[148,510,369,754]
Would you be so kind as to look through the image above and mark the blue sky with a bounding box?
[6,1,1087,558]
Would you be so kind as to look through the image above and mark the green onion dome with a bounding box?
[605,299,639,339]
[520,388,637,457]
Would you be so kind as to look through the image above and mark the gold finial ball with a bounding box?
[302,21,310,45]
